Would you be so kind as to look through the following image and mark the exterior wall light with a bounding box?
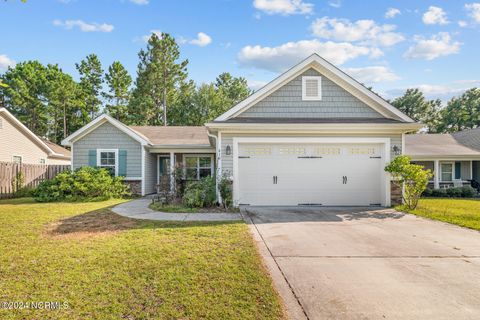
[225,145,232,156]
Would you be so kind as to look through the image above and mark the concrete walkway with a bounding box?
[112,198,242,221]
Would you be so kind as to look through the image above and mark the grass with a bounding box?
[397,198,480,231]
[149,201,240,213]
[0,198,284,319]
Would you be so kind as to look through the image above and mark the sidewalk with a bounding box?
[111,198,242,221]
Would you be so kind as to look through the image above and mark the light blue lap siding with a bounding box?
[237,68,384,119]
[72,122,142,178]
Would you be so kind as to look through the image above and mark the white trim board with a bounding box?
[214,54,414,123]
[61,114,150,147]
[232,137,391,207]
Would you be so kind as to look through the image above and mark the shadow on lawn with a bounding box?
[46,207,238,239]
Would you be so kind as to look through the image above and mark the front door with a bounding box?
[158,156,171,191]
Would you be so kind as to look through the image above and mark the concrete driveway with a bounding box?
[244,207,480,320]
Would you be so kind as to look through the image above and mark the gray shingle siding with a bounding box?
[220,133,402,175]
[72,122,142,178]
[236,68,384,119]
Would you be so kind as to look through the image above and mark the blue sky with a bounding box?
[1,0,480,103]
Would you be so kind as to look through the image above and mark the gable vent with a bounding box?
[302,76,322,101]
[0,118,2,129]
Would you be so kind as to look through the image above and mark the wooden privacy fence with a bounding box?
[0,162,70,198]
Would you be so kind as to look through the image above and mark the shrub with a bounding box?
[34,167,130,202]
[460,186,476,198]
[182,176,216,208]
[431,188,447,197]
[385,155,433,209]
[446,187,462,198]
[422,188,433,197]
[219,173,233,209]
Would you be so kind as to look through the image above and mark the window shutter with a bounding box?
[88,150,97,167]
[455,162,461,180]
[119,150,127,177]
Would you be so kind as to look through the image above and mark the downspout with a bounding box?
[207,131,221,203]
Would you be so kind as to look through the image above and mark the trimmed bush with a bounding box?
[446,187,462,198]
[422,188,433,197]
[460,186,476,198]
[34,167,130,202]
[183,176,216,208]
[431,188,447,197]
[423,186,477,198]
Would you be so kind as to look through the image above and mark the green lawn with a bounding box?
[398,198,480,231]
[0,198,284,320]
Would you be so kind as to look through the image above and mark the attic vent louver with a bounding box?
[302,76,322,101]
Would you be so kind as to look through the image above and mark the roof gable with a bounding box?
[0,107,68,158]
[61,114,150,146]
[237,68,384,119]
[215,54,413,123]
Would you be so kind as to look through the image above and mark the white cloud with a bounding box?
[247,79,268,91]
[53,19,114,32]
[458,20,468,27]
[344,66,400,83]
[253,0,313,15]
[129,0,148,4]
[422,6,449,25]
[385,8,401,19]
[189,32,212,47]
[404,32,461,60]
[387,80,480,102]
[328,0,341,8]
[238,39,381,73]
[0,54,15,71]
[465,3,480,23]
[310,17,404,47]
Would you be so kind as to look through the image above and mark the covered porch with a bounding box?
[412,160,480,189]
[150,148,216,194]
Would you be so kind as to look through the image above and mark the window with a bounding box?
[97,149,118,176]
[12,155,22,164]
[40,158,46,164]
[441,163,453,182]
[184,155,213,180]
[302,76,322,101]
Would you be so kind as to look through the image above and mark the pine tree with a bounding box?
[129,32,188,125]
[104,61,132,122]
[76,54,103,122]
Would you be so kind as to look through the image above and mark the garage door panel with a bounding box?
[238,143,384,206]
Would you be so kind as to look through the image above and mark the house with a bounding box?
[406,131,480,189]
[63,54,422,206]
[0,107,71,165]
[61,116,214,195]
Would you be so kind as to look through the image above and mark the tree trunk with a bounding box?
[63,104,67,139]
[163,86,167,126]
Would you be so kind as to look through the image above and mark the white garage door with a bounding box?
[237,143,384,206]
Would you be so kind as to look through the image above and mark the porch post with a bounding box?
[434,160,440,189]
[170,152,175,192]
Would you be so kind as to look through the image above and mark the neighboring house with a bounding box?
[63,54,422,206]
[406,132,480,189]
[0,107,71,165]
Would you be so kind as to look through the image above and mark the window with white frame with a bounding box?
[12,155,22,164]
[441,163,453,182]
[184,155,213,180]
[97,149,118,176]
[302,76,322,101]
